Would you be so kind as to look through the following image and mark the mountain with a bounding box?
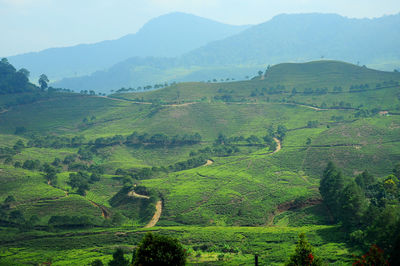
[183,13,400,66]
[7,12,250,81]
[53,13,400,93]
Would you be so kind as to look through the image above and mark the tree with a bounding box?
[4,195,16,204]
[277,125,287,140]
[286,233,322,266]
[9,210,24,223]
[338,181,367,229]
[38,74,49,90]
[18,68,30,78]
[355,170,376,190]
[4,195,16,208]
[108,248,129,266]
[133,232,186,266]
[319,162,345,218]
[393,163,400,179]
[68,172,90,196]
[1,58,9,64]
[43,163,58,184]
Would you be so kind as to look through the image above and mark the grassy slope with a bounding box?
[0,60,400,264]
[0,225,353,265]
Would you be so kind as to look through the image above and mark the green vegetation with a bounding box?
[0,60,400,264]
[0,58,37,94]
[133,232,186,266]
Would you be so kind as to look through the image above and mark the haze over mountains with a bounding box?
[8,12,400,94]
[8,13,250,81]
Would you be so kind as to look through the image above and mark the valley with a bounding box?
[0,59,400,265]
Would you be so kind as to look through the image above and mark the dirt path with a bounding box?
[127,189,162,227]
[127,191,150,199]
[284,102,356,111]
[89,200,111,219]
[144,200,162,228]
[204,159,214,166]
[0,108,10,114]
[273,138,281,153]
[165,102,197,107]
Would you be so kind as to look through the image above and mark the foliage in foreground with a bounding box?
[133,232,186,266]
[286,233,323,266]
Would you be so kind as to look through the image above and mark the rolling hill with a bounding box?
[0,60,400,264]
[53,13,400,93]
[7,12,249,82]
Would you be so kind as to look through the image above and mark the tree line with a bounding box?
[319,162,400,262]
[24,132,202,149]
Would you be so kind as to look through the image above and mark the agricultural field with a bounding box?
[1,61,400,265]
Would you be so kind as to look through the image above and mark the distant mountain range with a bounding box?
[8,12,400,94]
[8,12,250,81]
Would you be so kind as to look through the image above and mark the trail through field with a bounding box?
[127,191,150,199]
[144,200,162,228]
[89,200,111,219]
[0,108,10,114]
[99,95,199,107]
[273,138,281,153]
[284,102,357,111]
[165,102,197,107]
[204,159,214,166]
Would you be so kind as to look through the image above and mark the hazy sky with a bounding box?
[1,0,399,56]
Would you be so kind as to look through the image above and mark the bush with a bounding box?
[133,232,186,266]
[286,233,323,266]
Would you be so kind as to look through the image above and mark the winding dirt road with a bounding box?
[273,138,281,153]
[127,190,162,227]
[144,200,162,228]
[127,191,150,199]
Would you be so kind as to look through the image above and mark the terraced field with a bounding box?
[1,61,400,265]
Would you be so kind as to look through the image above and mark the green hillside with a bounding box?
[1,60,400,265]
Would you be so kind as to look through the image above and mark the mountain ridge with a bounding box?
[53,13,400,93]
[7,12,250,81]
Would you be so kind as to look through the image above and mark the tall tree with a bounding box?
[319,162,345,218]
[38,74,49,90]
[339,181,367,229]
[355,170,376,190]
[286,233,323,266]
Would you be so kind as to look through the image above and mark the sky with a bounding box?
[1,0,399,56]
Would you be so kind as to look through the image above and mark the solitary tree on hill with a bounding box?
[38,74,49,90]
